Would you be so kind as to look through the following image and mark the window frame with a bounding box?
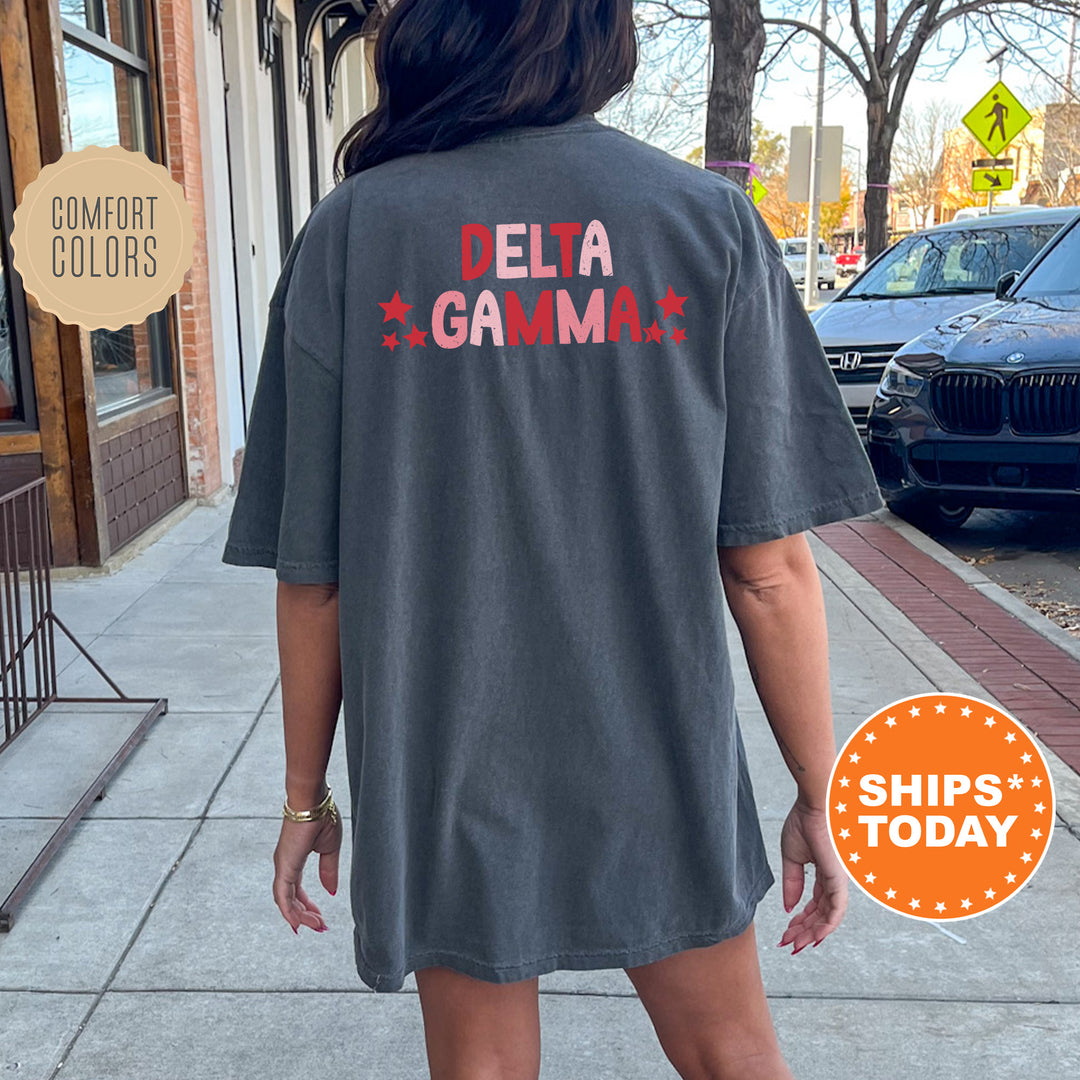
[59,0,179,421]
[0,68,37,432]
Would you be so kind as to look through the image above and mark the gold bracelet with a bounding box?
[283,785,338,824]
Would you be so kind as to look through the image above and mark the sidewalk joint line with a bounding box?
[44,675,283,1080]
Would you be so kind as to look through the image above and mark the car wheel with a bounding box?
[888,496,974,531]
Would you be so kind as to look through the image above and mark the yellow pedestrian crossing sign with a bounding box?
[972,167,1014,192]
[962,81,1032,157]
[750,175,767,205]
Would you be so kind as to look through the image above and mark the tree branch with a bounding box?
[850,0,878,74]
[761,17,870,89]
[883,0,929,71]
[759,28,802,75]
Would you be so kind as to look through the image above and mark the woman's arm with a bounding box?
[271,580,343,934]
[718,533,835,806]
[277,580,343,808]
[718,532,848,952]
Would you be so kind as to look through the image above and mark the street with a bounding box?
[922,508,1080,637]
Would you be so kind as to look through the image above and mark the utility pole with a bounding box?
[803,0,828,308]
[986,46,1008,213]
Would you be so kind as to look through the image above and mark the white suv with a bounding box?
[781,237,837,290]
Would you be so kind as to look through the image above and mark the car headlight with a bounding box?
[878,358,925,398]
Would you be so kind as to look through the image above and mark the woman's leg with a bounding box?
[414,966,542,1080]
[624,921,793,1080]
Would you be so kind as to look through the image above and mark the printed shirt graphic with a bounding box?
[377,221,686,353]
[221,113,883,992]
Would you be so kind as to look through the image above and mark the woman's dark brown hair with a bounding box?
[334,0,638,181]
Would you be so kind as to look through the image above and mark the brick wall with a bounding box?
[154,0,221,497]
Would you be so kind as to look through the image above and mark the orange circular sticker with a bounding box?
[10,144,194,332]
[827,693,1055,921]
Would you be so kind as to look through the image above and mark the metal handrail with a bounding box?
[0,477,167,930]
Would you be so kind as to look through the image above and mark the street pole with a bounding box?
[803,0,828,307]
[985,48,1007,214]
[802,0,828,305]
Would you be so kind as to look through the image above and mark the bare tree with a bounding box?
[762,2,1079,258]
[892,101,959,228]
[635,1,765,185]
[601,7,709,153]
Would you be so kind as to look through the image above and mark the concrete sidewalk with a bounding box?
[1,497,1078,1080]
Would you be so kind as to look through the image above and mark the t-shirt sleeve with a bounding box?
[715,206,884,547]
[219,208,345,584]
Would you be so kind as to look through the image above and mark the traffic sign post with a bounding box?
[962,81,1031,210]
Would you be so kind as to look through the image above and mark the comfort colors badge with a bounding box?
[11,144,195,331]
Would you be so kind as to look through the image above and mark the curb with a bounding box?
[827,507,1080,833]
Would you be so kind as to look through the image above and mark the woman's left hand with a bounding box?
[272,811,343,934]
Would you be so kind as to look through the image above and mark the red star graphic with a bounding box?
[405,325,428,349]
[381,331,400,351]
[378,290,413,324]
[670,327,687,345]
[644,320,666,343]
[656,286,687,320]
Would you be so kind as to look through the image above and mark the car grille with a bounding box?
[930,370,1080,436]
[823,344,903,384]
[930,372,1004,435]
[1010,373,1080,435]
[848,405,871,436]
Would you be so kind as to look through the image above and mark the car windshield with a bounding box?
[783,240,829,256]
[1013,218,1080,296]
[843,222,1063,300]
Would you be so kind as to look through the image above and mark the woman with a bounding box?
[221,1,883,1077]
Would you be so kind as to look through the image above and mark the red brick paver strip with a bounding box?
[814,519,1080,776]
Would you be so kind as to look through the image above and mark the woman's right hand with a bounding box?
[777,795,848,953]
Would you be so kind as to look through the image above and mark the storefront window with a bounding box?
[60,0,173,416]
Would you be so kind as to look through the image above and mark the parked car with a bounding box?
[780,237,837,289]
[951,204,1049,221]
[866,210,1080,530]
[809,207,1077,436]
[836,248,863,273]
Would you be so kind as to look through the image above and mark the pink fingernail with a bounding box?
[329,889,337,896]
[292,925,298,935]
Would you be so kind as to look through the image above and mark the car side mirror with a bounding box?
[995,269,1020,299]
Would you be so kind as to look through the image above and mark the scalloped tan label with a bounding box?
[10,145,195,332]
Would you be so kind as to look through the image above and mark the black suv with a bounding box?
[867,212,1080,529]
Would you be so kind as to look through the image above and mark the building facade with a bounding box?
[0,0,377,567]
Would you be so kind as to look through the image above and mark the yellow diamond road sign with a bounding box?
[972,167,1014,193]
[750,175,767,205]
[963,81,1032,157]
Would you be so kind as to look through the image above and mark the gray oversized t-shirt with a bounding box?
[221,112,883,992]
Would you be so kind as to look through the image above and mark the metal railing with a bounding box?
[0,477,167,930]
